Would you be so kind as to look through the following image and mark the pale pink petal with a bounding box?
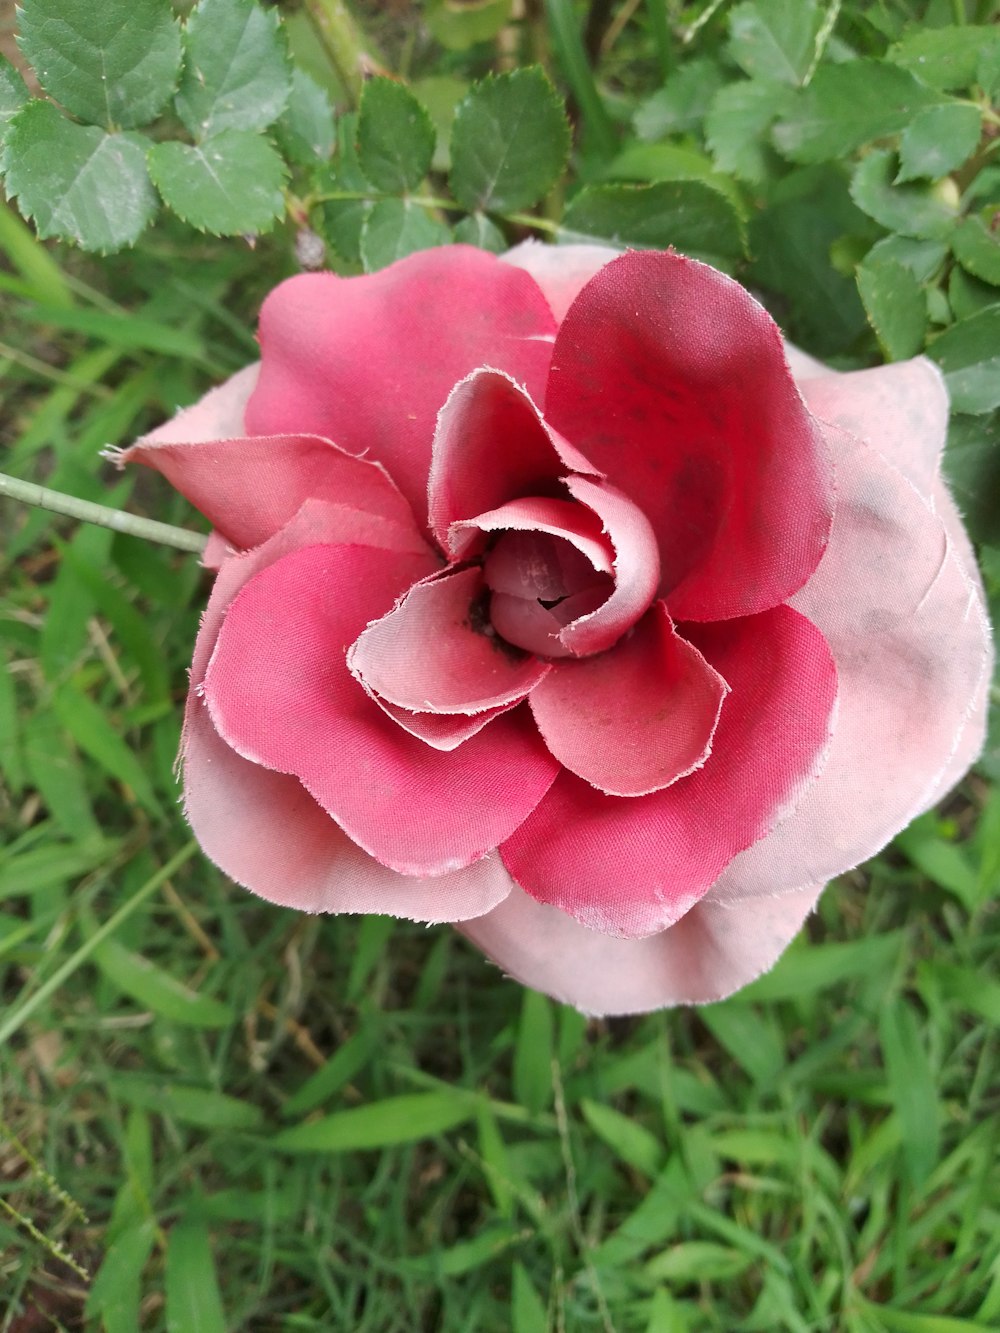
[452,495,613,568]
[348,566,550,715]
[529,602,729,796]
[801,357,948,500]
[501,240,620,322]
[558,477,661,655]
[366,696,522,752]
[501,605,838,938]
[707,424,993,905]
[458,880,824,1015]
[545,250,833,622]
[121,433,424,554]
[428,369,600,554]
[141,363,259,445]
[246,248,556,526]
[204,542,560,877]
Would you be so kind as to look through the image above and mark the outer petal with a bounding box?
[502,240,620,322]
[529,602,728,796]
[246,248,557,525]
[204,542,560,877]
[707,424,992,904]
[181,500,513,921]
[458,880,824,1015]
[348,566,550,715]
[800,357,948,500]
[428,369,600,554]
[121,433,425,553]
[139,362,259,445]
[501,604,838,938]
[545,250,833,621]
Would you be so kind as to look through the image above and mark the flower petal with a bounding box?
[707,424,992,904]
[501,604,837,938]
[529,602,729,796]
[502,240,620,322]
[203,542,560,877]
[365,696,521,752]
[545,250,834,621]
[458,880,824,1015]
[428,369,600,554]
[348,566,550,715]
[121,433,425,553]
[246,248,557,526]
[801,357,948,500]
[452,495,613,568]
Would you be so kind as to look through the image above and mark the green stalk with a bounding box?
[0,471,207,554]
[303,0,383,107]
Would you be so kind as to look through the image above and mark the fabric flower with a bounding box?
[119,242,992,1015]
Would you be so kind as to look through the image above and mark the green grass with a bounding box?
[2,4,999,1329]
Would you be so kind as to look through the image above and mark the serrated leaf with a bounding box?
[165,1222,227,1333]
[953,213,1000,287]
[449,67,569,213]
[273,1092,477,1152]
[561,181,745,265]
[728,0,823,87]
[91,935,235,1028]
[772,59,942,164]
[453,212,506,252]
[929,307,1000,414]
[889,24,1000,92]
[865,234,948,284]
[943,412,1000,544]
[705,79,791,183]
[17,0,181,129]
[275,67,334,165]
[148,130,286,235]
[949,266,996,322]
[896,103,981,184]
[0,58,28,141]
[2,101,156,252]
[359,197,450,272]
[850,149,957,241]
[857,256,927,361]
[356,77,435,193]
[634,58,725,140]
[175,0,290,140]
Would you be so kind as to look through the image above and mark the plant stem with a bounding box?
[0,472,207,554]
[303,0,383,107]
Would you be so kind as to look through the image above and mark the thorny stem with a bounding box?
[302,0,385,107]
[0,471,207,554]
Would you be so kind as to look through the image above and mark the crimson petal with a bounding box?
[246,248,557,527]
[545,250,833,621]
[203,543,560,877]
[501,604,837,938]
[529,602,728,796]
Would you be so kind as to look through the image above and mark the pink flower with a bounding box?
[121,242,992,1015]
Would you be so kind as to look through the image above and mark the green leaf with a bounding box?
[359,198,450,272]
[275,67,334,165]
[52,683,161,817]
[148,130,286,235]
[772,60,942,164]
[580,1099,664,1178]
[111,1077,265,1130]
[896,104,981,184]
[919,962,1000,1025]
[453,212,506,252]
[878,998,940,1186]
[0,57,28,141]
[319,111,370,264]
[942,411,1000,544]
[953,213,1000,287]
[2,102,157,253]
[86,1219,157,1333]
[91,935,235,1028]
[165,1222,227,1333]
[634,58,725,140]
[511,1261,548,1333]
[561,181,745,265]
[728,0,823,87]
[24,712,100,841]
[356,77,435,193]
[928,307,1000,414]
[425,0,513,52]
[512,989,553,1115]
[282,1028,379,1118]
[856,256,927,361]
[865,234,948,284]
[738,931,904,1002]
[175,0,290,140]
[889,24,1000,92]
[17,0,181,129]
[850,150,957,241]
[607,142,746,217]
[705,79,791,183]
[449,67,570,213]
[273,1092,477,1152]
[950,266,997,322]
[645,1242,752,1283]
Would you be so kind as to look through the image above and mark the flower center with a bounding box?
[482,529,614,659]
